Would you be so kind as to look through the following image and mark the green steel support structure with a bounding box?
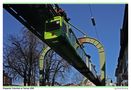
[39,46,51,85]
[39,37,105,85]
[78,37,106,85]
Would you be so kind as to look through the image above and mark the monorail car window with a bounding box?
[62,22,67,32]
[46,20,60,31]
[69,29,75,45]
[77,47,84,59]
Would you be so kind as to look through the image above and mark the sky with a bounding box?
[59,4,125,82]
[3,4,125,83]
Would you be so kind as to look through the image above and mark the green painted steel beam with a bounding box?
[78,37,106,85]
[39,46,51,83]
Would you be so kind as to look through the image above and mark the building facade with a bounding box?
[115,4,128,86]
[3,71,12,86]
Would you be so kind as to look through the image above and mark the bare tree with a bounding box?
[3,28,70,86]
[3,28,83,86]
[3,28,43,86]
[41,50,71,86]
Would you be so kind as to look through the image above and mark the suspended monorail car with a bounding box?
[44,16,100,85]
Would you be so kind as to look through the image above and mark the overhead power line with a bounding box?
[68,22,87,36]
[89,4,100,40]
[89,4,93,17]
